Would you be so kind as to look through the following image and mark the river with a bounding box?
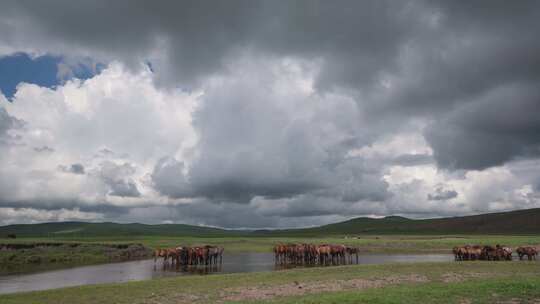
[0,253,453,294]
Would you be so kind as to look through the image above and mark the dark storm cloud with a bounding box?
[34,146,54,153]
[0,198,129,215]
[425,84,540,170]
[427,187,458,201]
[58,163,85,174]
[1,1,539,170]
[97,161,141,198]
[0,107,14,137]
[0,1,433,89]
[392,154,433,167]
[1,1,540,225]
[69,163,85,174]
[151,157,193,198]
[0,107,23,141]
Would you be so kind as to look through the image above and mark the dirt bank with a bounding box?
[0,242,153,275]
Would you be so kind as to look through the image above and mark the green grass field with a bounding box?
[3,234,539,253]
[2,261,539,303]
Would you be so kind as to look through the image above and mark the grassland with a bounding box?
[2,261,540,303]
[3,234,539,254]
[2,209,539,302]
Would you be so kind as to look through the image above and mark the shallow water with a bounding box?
[0,253,452,294]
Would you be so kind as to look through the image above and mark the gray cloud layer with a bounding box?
[1,1,540,226]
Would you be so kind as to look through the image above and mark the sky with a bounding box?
[0,1,539,228]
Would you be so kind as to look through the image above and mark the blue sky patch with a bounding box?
[0,53,103,99]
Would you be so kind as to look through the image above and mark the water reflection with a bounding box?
[156,262,223,275]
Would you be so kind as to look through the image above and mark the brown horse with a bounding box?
[163,248,179,265]
[345,246,359,264]
[516,246,538,261]
[317,244,331,265]
[305,244,318,264]
[153,248,166,263]
[273,244,284,263]
[464,245,483,260]
[329,244,346,264]
[206,245,224,265]
[453,246,469,261]
[494,245,512,261]
[197,246,210,265]
[481,245,497,260]
[295,244,306,264]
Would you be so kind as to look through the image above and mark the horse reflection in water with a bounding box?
[156,261,223,274]
[274,243,360,266]
[154,245,224,266]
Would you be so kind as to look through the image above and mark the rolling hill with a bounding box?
[259,208,540,236]
[0,221,240,238]
[1,208,539,237]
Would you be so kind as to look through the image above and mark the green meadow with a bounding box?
[3,234,539,253]
[2,261,539,304]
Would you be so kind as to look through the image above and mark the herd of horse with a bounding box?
[152,243,538,268]
[452,244,538,261]
[153,245,224,266]
[273,243,360,265]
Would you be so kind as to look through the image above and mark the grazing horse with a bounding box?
[464,245,482,260]
[517,246,538,261]
[317,244,331,265]
[198,246,210,265]
[274,244,288,264]
[153,248,179,264]
[501,246,513,260]
[453,246,469,261]
[174,246,188,265]
[273,244,281,263]
[153,248,165,263]
[305,244,318,264]
[295,244,306,264]
[452,247,460,260]
[345,246,359,264]
[217,246,224,264]
[162,248,179,265]
[187,247,198,265]
[206,245,223,265]
[481,245,497,260]
[329,244,346,264]
[494,245,512,261]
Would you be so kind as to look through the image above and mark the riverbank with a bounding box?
[2,261,539,303]
[0,242,152,275]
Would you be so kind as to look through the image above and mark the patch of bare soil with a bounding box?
[441,272,487,283]
[142,292,209,304]
[496,299,540,304]
[220,274,428,302]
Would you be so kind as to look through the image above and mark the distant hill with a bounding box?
[259,208,540,236]
[1,208,539,237]
[0,221,241,238]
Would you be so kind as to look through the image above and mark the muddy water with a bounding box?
[0,253,452,294]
